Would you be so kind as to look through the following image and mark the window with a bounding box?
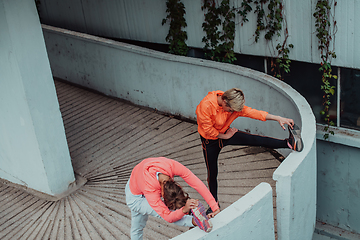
[340,68,360,130]
[266,59,360,131]
[115,39,360,132]
[267,59,338,126]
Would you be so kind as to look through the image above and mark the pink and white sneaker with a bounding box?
[191,202,213,233]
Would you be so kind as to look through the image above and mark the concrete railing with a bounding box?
[42,24,317,239]
[274,140,317,239]
[172,183,275,240]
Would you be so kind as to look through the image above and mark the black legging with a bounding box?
[201,131,289,202]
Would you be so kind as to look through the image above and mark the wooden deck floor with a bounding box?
[0,80,281,239]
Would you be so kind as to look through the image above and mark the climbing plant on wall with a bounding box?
[201,0,237,63]
[160,0,340,139]
[238,0,293,80]
[162,0,188,56]
[314,0,337,139]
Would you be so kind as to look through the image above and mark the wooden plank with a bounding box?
[0,80,282,239]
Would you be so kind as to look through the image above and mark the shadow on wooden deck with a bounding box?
[0,80,281,240]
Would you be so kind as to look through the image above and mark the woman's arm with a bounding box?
[144,191,187,223]
[174,161,220,213]
[208,208,221,218]
[266,114,294,130]
[217,127,238,139]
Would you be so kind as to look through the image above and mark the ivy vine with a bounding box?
[160,0,339,139]
[239,0,283,42]
[162,0,291,76]
[201,0,237,63]
[272,41,293,80]
[313,0,337,139]
[162,0,188,56]
[239,0,293,80]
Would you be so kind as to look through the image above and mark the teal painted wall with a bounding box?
[317,138,360,234]
[37,0,360,70]
[0,0,75,196]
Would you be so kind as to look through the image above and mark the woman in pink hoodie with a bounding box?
[125,157,220,240]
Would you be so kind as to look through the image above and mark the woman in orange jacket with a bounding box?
[196,88,303,212]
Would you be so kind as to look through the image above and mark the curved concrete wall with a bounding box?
[172,183,275,240]
[43,25,306,143]
[42,25,317,239]
[274,140,317,240]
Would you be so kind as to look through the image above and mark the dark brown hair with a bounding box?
[163,180,189,210]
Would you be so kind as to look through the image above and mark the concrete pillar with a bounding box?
[0,0,76,199]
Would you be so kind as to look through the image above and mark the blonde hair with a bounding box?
[222,88,245,112]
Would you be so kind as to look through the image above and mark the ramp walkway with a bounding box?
[0,80,281,239]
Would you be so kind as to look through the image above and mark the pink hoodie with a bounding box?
[129,157,219,223]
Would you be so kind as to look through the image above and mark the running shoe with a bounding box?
[191,202,213,232]
[288,124,304,152]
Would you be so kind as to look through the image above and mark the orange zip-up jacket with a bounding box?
[196,90,268,140]
[129,157,219,223]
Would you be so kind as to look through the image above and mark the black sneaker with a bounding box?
[206,201,220,215]
[206,207,213,215]
[287,124,304,152]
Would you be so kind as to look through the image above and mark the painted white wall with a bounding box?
[42,25,317,238]
[38,0,360,70]
[171,183,275,240]
[0,0,75,196]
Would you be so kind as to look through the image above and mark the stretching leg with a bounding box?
[201,136,222,202]
[130,210,149,240]
[225,131,289,149]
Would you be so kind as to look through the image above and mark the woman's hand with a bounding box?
[182,199,199,214]
[217,127,238,139]
[207,208,220,218]
[266,114,294,130]
[277,117,294,130]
